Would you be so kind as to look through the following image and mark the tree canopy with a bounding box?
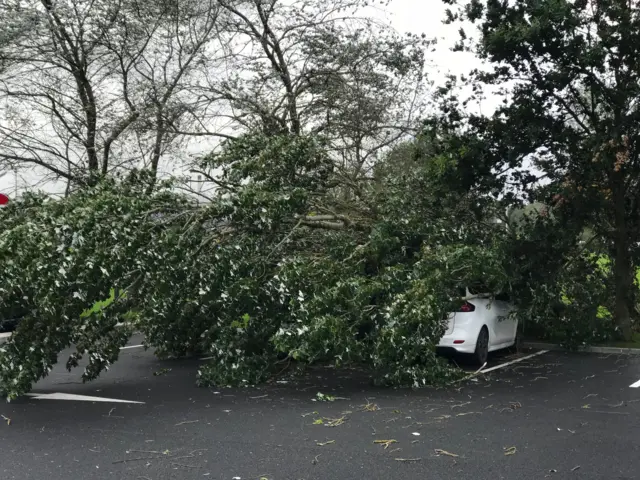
[1,0,639,399]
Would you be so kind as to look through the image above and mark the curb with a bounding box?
[524,341,640,355]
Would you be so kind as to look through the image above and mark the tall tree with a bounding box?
[204,0,429,187]
[0,0,222,186]
[444,0,640,339]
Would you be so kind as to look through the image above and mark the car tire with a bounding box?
[472,327,489,365]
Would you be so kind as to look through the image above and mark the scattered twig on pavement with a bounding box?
[250,394,269,399]
[395,458,421,462]
[174,420,200,426]
[434,449,459,458]
[450,402,471,409]
[316,440,335,446]
[503,446,517,456]
[1,414,11,426]
[374,439,397,449]
[170,462,199,469]
[312,455,321,465]
[571,466,581,472]
[113,456,164,464]
[324,416,346,427]
[500,402,522,413]
[361,400,379,412]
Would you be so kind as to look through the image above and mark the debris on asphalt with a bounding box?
[571,466,581,472]
[153,368,171,376]
[411,432,420,436]
[361,400,379,412]
[1,414,11,425]
[374,439,397,449]
[503,446,517,456]
[434,448,459,458]
[581,404,591,409]
[301,411,319,417]
[434,414,451,421]
[175,420,200,426]
[324,416,346,427]
[450,401,471,409]
[316,440,335,446]
[312,418,324,425]
[500,401,522,413]
[312,454,320,465]
[314,392,335,402]
[249,394,269,399]
[395,458,421,462]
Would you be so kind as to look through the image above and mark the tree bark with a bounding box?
[612,182,634,341]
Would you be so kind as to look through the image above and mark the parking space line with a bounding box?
[26,392,144,403]
[630,379,640,388]
[480,350,549,374]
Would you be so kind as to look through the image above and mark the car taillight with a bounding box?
[458,302,475,312]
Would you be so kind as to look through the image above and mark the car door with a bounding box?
[493,292,517,345]
[483,296,506,346]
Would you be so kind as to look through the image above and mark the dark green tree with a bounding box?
[443,0,640,340]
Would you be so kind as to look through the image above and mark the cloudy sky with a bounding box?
[0,0,491,197]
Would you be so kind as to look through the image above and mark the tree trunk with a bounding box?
[612,244,634,340]
[612,181,634,341]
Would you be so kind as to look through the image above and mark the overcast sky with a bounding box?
[0,0,492,197]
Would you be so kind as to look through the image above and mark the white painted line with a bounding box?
[26,392,144,403]
[630,379,640,388]
[480,350,549,374]
[120,344,144,350]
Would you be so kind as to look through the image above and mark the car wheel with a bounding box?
[472,327,489,365]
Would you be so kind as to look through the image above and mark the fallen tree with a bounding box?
[0,132,516,398]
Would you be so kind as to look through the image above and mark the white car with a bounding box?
[437,288,519,365]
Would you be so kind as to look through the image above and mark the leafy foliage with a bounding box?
[441,0,640,340]
[0,131,516,398]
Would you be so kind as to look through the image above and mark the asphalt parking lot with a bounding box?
[1,338,639,480]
